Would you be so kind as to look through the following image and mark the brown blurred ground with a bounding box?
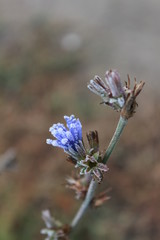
[0,1,160,240]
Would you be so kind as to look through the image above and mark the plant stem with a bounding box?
[71,179,97,228]
[71,116,127,229]
[103,116,127,164]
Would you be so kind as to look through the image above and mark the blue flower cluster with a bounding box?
[46,115,86,160]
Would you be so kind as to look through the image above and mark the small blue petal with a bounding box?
[61,138,68,145]
[64,115,76,128]
[51,140,60,147]
[66,131,74,141]
[52,128,66,139]
[46,139,53,145]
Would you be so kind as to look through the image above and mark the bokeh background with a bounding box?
[0,1,160,239]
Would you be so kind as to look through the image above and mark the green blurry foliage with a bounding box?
[12,206,41,240]
[0,19,82,95]
[0,18,85,240]
[0,64,29,92]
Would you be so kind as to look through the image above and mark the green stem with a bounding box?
[71,179,97,228]
[71,116,127,229]
[103,116,127,164]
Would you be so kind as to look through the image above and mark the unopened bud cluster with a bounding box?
[88,69,145,118]
[41,210,70,240]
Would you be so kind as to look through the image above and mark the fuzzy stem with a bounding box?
[71,116,127,229]
[71,179,97,228]
[103,116,127,164]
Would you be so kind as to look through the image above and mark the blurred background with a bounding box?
[0,0,160,239]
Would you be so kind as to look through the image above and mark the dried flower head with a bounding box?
[88,69,145,117]
[91,189,111,208]
[76,153,109,183]
[74,131,108,183]
[86,130,99,154]
[42,210,57,229]
[88,70,125,111]
[121,75,145,119]
[41,210,70,240]
[66,176,88,199]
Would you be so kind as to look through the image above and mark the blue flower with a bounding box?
[46,115,86,160]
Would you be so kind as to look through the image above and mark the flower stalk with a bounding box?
[103,116,127,164]
[71,179,97,228]
[70,115,127,229]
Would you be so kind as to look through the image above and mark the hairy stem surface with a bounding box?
[103,116,127,164]
[71,179,97,228]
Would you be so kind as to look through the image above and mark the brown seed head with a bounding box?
[121,76,145,119]
[91,189,111,208]
[66,176,88,199]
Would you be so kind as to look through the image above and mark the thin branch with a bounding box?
[103,116,127,164]
[71,179,97,228]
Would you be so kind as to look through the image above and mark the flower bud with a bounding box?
[105,70,125,98]
[88,69,126,111]
[121,76,145,119]
[86,130,99,154]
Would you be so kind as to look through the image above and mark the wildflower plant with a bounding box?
[42,69,145,240]
[47,116,108,182]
